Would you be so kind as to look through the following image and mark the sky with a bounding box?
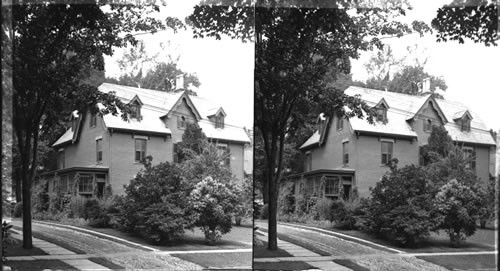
[105,0,499,132]
[104,0,255,129]
[350,0,500,132]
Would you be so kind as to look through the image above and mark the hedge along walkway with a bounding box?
[8,229,111,270]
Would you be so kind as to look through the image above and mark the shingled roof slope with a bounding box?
[300,86,495,149]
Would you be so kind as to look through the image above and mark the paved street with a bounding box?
[7,220,251,270]
[254,221,483,271]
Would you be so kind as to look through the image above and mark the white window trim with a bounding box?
[380,138,395,143]
[216,143,228,148]
[342,138,349,143]
[95,135,102,140]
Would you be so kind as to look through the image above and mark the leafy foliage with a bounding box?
[106,41,200,93]
[426,144,479,189]
[432,0,498,46]
[112,162,197,244]
[189,177,239,244]
[10,2,173,247]
[364,165,441,247]
[434,179,484,247]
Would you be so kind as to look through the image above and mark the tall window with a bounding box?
[336,116,343,130]
[130,104,141,119]
[462,146,476,170]
[178,116,187,129]
[461,117,471,132]
[216,144,230,166]
[376,105,387,122]
[135,139,147,162]
[325,177,340,195]
[215,115,224,129]
[57,150,65,169]
[96,139,102,163]
[424,119,432,132]
[78,175,93,196]
[342,142,349,165]
[173,143,179,163]
[90,114,97,128]
[381,141,393,165]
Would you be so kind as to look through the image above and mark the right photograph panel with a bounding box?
[252,1,499,270]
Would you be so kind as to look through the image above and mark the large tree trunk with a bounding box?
[267,168,278,250]
[21,170,32,249]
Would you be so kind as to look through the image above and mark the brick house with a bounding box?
[290,86,497,199]
[41,82,250,197]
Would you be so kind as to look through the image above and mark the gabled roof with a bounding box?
[375,98,390,109]
[207,107,227,118]
[128,94,144,106]
[53,83,249,145]
[164,92,202,121]
[300,86,495,150]
[300,130,320,150]
[407,95,448,124]
[452,110,473,121]
[52,128,73,148]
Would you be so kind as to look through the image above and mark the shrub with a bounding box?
[190,177,239,245]
[32,181,49,213]
[434,179,484,247]
[260,204,269,219]
[253,199,263,219]
[364,165,441,247]
[83,198,114,228]
[316,198,334,221]
[330,198,362,230]
[70,196,88,219]
[13,202,22,218]
[112,161,197,244]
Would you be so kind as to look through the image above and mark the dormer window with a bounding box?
[461,117,471,132]
[128,95,143,120]
[376,105,387,123]
[215,115,224,129]
[453,110,472,133]
[130,104,141,119]
[374,98,389,123]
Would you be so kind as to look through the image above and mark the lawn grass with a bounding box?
[35,219,252,251]
[280,221,496,253]
[417,254,497,270]
[4,237,47,257]
[6,259,76,271]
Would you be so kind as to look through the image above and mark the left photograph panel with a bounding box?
[2,1,254,270]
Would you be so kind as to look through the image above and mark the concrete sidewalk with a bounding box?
[255,230,352,271]
[9,229,111,270]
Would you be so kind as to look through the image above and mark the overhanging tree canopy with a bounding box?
[9,2,177,248]
[189,0,431,250]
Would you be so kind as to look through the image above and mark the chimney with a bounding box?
[175,74,184,90]
[423,78,430,93]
